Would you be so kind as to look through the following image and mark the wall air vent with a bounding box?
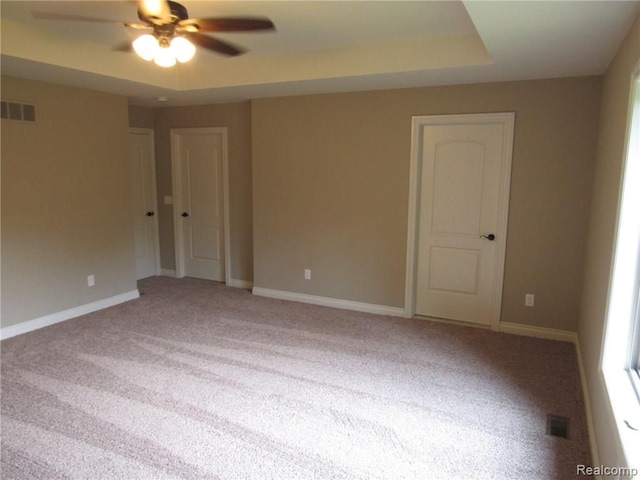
[1,100,36,123]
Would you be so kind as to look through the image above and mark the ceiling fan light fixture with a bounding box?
[170,36,196,63]
[132,34,158,61]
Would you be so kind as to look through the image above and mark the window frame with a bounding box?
[600,63,640,472]
[629,282,640,401]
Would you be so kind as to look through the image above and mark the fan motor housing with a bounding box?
[168,1,189,21]
[139,0,189,25]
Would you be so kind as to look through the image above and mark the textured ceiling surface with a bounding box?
[1,1,639,105]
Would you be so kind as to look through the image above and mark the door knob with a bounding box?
[181,212,190,217]
[480,234,496,241]
[145,211,155,217]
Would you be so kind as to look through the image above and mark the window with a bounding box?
[602,67,640,470]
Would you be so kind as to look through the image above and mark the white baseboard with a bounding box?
[574,338,601,470]
[252,287,405,317]
[160,269,176,277]
[227,279,253,289]
[498,321,577,343]
[0,290,140,340]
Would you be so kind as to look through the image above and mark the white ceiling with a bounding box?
[1,1,639,106]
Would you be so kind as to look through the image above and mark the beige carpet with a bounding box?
[1,276,591,479]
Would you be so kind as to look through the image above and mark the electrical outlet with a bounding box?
[525,293,535,307]
[87,275,95,287]
[304,269,311,280]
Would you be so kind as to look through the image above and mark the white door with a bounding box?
[130,128,159,280]
[410,113,514,327]
[171,128,228,282]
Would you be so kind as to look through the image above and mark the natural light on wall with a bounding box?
[602,66,640,471]
[132,34,196,67]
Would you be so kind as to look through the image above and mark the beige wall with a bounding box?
[0,74,603,333]
[1,76,136,328]
[129,105,155,129]
[252,76,602,331]
[153,102,253,282]
[578,13,640,468]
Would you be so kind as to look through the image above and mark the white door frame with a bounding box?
[130,127,161,277]
[170,127,231,284]
[404,113,515,330]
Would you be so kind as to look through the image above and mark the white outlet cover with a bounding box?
[525,294,535,307]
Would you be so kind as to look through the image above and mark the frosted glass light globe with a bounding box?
[171,37,196,63]
[132,34,157,61]
[154,45,176,68]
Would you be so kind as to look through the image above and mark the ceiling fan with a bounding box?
[33,0,276,67]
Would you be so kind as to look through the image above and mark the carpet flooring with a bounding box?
[1,276,591,479]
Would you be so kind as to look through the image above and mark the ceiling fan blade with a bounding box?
[124,22,152,30]
[179,17,275,33]
[113,41,133,53]
[185,33,245,57]
[32,11,125,24]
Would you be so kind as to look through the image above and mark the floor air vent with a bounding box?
[546,414,570,439]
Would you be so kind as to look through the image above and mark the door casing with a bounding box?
[130,127,161,279]
[170,127,231,283]
[404,113,515,330]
